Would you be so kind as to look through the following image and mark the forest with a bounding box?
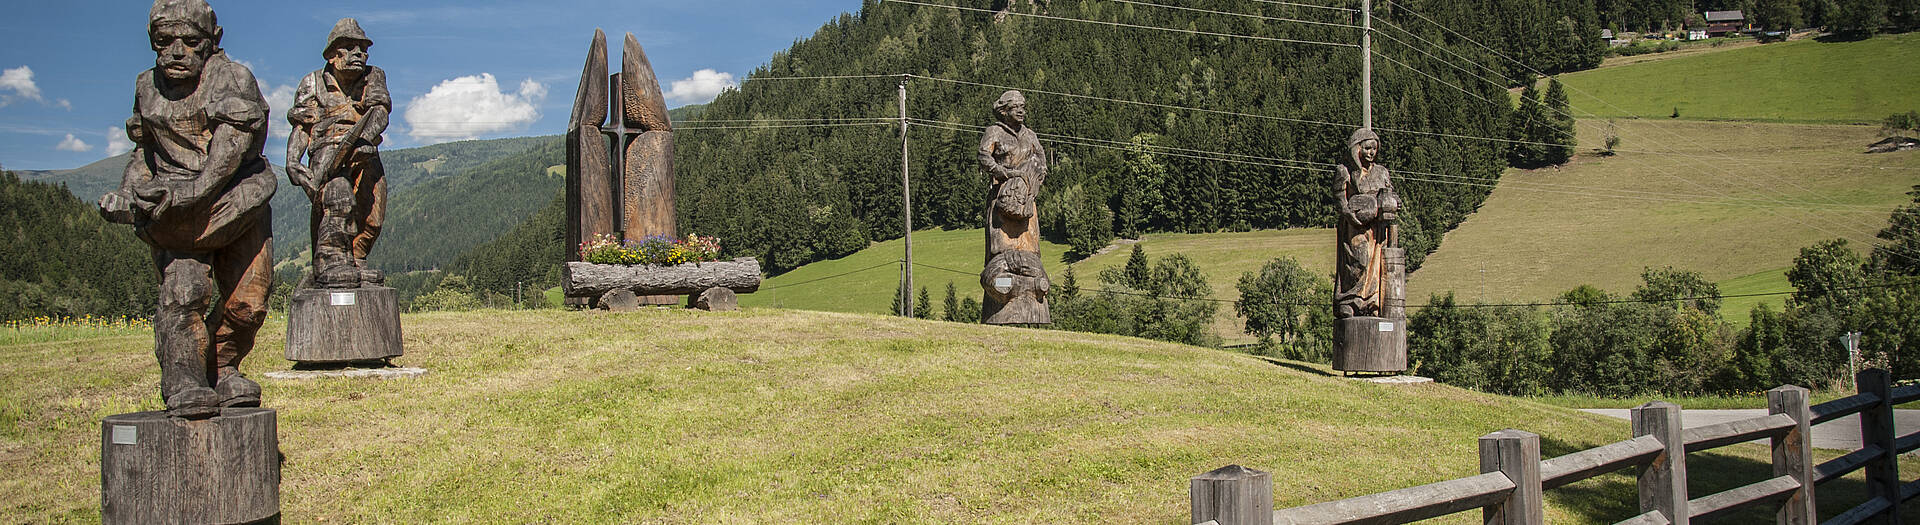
[671,0,1604,275]
[0,171,156,321]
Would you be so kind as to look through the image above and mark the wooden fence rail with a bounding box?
[1191,369,1917,525]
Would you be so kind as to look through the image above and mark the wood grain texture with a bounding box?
[1333,316,1407,373]
[101,408,279,525]
[563,259,762,299]
[1632,402,1689,525]
[286,287,403,364]
[1191,465,1273,525]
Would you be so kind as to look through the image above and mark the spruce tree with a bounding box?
[1509,83,1550,168]
[1543,78,1577,165]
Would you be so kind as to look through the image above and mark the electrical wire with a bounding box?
[1106,0,1364,29]
[883,0,1359,48]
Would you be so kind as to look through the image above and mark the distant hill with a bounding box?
[366,136,564,273]
[22,135,555,272]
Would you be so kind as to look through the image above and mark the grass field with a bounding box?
[2,310,1909,523]
[1410,120,1920,306]
[1552,32,1920,123]
[741,228,1331,346]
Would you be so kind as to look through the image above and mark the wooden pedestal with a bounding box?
[1334,316,1408,373]
[287,287,403,364]
[101,408,280,524]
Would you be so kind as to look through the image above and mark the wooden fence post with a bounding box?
[1634,401,1690,525]
[1480,429,1544,525]
[1858,368,1902,525]
[1190,465,1273,525]
[1769,385,1815,525]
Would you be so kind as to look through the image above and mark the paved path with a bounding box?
[1580,408,1920,451]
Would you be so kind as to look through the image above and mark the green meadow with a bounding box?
[1551,33,1920,123]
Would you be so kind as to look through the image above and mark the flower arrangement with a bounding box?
[579,233,724,266]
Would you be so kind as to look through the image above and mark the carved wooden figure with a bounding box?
[979,91,1051,325]
[95,2,281,522]
[1333,128,1408,373]
[283,17,402,365]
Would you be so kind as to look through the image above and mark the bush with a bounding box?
[1235,256,1334,362]
[1409,294,1552,395]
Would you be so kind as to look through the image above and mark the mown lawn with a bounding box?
[1551,32,1920,123]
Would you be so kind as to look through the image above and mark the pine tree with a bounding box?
[914,286,933,319]
[1509,83,1550,168]
[1543,78,1577,165]
[942,282,960,322]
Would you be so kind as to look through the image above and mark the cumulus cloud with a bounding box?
[260,81,297,138]
[55,133,92,152]
[664,69,736,105]
[106,127,134,157]
[402,73,544,143]
[1,66,46,107]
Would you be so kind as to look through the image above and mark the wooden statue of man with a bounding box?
[99,0,274,418]
[979,90,1051,324]
[286,18,389,288]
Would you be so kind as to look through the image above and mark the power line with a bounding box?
[905,74,1357,129]
[883,0,1359,48]
[765,261,902,291]
[677,122,897,131]
[1107,0,1364,29]
[1248,0,1360,13]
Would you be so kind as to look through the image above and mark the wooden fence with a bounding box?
[1190,369,1920,525]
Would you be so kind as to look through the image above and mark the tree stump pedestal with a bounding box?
[1334,316,1408,373]
[286,286,403,364]
[100,408,280,524]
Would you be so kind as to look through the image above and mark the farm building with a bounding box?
[1705,10,1748,36]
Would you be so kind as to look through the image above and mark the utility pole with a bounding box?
[898,76,914,317]
[1361,0,1372,129]
[1843,331,1862,389]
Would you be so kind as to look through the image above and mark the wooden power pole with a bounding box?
[1362,0,1373,129]
[898,77,914,317]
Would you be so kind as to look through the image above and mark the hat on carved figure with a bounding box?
[149,0,220,43]
[323,18,373,58]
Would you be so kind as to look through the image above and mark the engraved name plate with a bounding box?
[331,292,356,306]
[111,425,137,445]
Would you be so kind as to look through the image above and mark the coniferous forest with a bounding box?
[0,171,156,320]
[672,0,1603,275]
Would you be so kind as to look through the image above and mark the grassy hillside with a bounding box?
[1410,120,1920,305]
[739,228,1331,345]
[1551,33,1920,123]
[740,228,1070,314]
[8,308,1903,523]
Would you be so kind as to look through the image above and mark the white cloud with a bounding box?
[1,66,46,107]
[664,69,736,105]
[402,73,544,144]
[106,127,134,157]
[54,99,71,110]
[260,80,297,138]
[55,133,92,152]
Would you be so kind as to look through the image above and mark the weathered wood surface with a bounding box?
[1769,386,1816,524]
[621,131,675,243]
[1333,316,1407,373]
[1810,392,1878,425]
[1631,402,1688,525]
[1816,446,1883,485]
[1191,465,1272,525]
[1891,384,1920,405]
[1680,413,1793,452]
[1687,475,1799,522]
[101,408,279,525]
[1272,472,1514,525]
[286,286,403,364]
[565,29,612,264]
[600,289,641,312]
[1825,497,1894,525]
[689,287,739,312]
[1855,369,1900,522]
[563,258,761,298]
[1616,510,1672,525]
[1539,435,1661,490]
[1896,433,1920,455]
[1479,430,1542,525]
[619,34,671,132]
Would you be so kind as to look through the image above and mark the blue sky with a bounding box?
[0,0,865,170]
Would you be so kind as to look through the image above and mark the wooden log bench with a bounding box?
[562,258,762,311]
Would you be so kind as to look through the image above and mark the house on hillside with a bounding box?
[1704,10,1747,36]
